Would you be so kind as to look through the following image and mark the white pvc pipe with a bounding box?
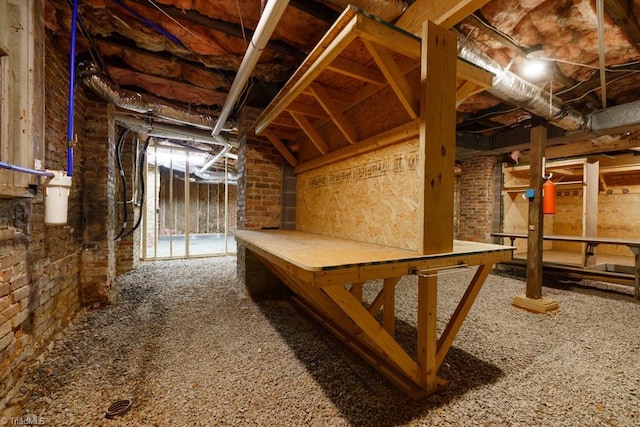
[212,0,290,136]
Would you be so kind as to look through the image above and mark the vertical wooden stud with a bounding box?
[417,274,438,391]
[418,21,457,255]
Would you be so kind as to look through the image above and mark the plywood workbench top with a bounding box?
[235,229,512,272]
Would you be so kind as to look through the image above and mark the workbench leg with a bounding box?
[382,278,400,337]
[417,274,438,392]
[631,247,640,300]
[350,282,365,303]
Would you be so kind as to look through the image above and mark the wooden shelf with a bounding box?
[253,6,493,173]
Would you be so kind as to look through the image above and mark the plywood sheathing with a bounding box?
[297,139,420,251]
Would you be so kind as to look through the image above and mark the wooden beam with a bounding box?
[294,119,420,174]
[327,57,386,85]
[285,102,328,119]
[456,81,484,107]
[436,264,491,368]
[309,83,358,144]
[363,40,419,120]
[254,10,360,135]
[395,0,492,34]
[262,130,298,167]
[526,125,546,300]
[323,285,421,384]
[382,277,400,337]
[355,14,421,60]
[350,282,365,303]
[456,60,494,89]
[290,111,330,155]
[417,274,438,391]
[419,21,457,255]
[604,0,640,54]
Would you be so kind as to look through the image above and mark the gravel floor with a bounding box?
[15,256,640,426]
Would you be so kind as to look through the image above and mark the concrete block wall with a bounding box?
[458,155,499,242]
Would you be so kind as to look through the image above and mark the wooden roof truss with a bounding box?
[254,7,493,172]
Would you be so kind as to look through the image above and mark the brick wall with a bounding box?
[236,107,285,298]
[458,155,499,242]
[80,99,116,305]
[115,129,139,276]
[0,31,87,409]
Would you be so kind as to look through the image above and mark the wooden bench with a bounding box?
[236,229,513,398]
[492,232,640,299]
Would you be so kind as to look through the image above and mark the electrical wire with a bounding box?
[120,136,152,240]
[562,72,634,104]
[114,129,130,241]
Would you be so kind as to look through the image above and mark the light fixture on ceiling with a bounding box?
[521,44,547,80]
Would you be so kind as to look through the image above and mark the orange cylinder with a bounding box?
[542,179,556,214]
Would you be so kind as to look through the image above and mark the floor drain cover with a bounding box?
[105,399,132,419]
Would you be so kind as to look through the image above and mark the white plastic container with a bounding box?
[44,171,72,225]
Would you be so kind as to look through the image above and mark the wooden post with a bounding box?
[512,125,558,313]
[417,274,438,392]
[418,20,457,255]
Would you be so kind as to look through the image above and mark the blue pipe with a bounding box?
[0,162,55,178]
[112,0,184,46]
[67,0,80,177]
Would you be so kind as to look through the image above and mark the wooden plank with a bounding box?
[419,21,457,255]
[382,277,401,337]
[368,288,385,315]
[322,285,422,384]
[294,119,420,174]
[526,125,546,300]
[456,81,484,107]
[350,281,365,303]
[436,264,491,368]
[254,12,359,135]
[492,232,640,247]
[234,230,513,287]
[290,111,330,155]
[262,130,298,167]
[255,253,361,336]
[417,274,438,391]
[363,39,419,120]
[285,102,328,119]
[355,13,421,60]
[456,60,494,88]
[303,85,354,105]
[395,0,492,34]
[308,82,358,144]
[327,56,386,85]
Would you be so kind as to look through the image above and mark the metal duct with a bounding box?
[114,114,237,147]
[457,35,588,131]
[79,61,228,131]
[590,100,640,135]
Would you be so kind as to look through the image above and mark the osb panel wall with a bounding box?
[297,139,420,251]
[597,184,640,256]
[502,193,554,254]
[552,189,584,252]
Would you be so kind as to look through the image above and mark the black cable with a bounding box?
[120,136,151,240]
[114,129,130,241]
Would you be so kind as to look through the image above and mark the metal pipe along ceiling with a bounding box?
[211,0,291,137]
[457,35,588,132]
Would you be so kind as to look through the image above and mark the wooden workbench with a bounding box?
[236,229,513,398]
[493,232,640,299]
